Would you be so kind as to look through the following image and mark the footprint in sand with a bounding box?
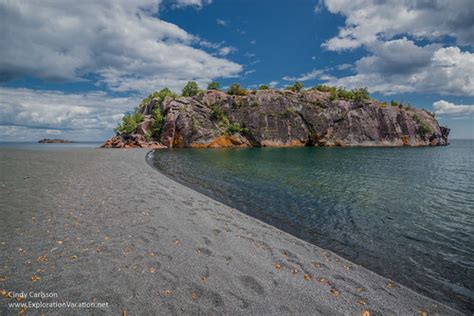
[239,275,265,296]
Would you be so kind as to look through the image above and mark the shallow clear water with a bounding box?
[150,140,474,313]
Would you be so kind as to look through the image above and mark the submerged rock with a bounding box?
[102,89,449,148]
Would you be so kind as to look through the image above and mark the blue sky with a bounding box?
[1,0,473,141]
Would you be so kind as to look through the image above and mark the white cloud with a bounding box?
[269,81,279,87]
[314,0,324,13]
[250,40,256,45]
[244,69,256,75]
[326,40,474,96]
[433,100,474,115]
[199,40,236,58]
[174,0,212,8]
[199,40,222,49]
[336,63,352,70]
[320,1,474,97]
[283,69,324,81]
[0,1,241,92]
[46,129,63,135]
[323,0,474,50]
[218,46,237,56]
[0,87,138,141]
[216,18,227,26]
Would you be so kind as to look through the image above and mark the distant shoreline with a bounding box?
[38,138,77,144]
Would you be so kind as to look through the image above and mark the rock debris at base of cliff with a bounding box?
[102,89,449,148]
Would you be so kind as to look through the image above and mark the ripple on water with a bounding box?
[149,140,474,314]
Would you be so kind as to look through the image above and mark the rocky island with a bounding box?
[38,138,76,143]
[102,83,449,149]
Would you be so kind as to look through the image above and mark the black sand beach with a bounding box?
[0,148,461,315]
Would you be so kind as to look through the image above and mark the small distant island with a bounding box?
[38,138,76,143]
[102,81,449,149]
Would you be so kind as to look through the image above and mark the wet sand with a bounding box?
[0,148,461,315]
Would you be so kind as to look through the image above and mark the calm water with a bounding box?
[150,140,474,313]
[0,142,101,150]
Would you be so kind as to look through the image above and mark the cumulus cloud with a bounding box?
[323,0,474,50]
[0,87,137,141]
[320,1,474,97]
[0,1,241,92]
[174,0,212,8]
[336,64,352,70]
[218,46,237,56]
[283,69,324,82]
[433,100,474,115]
[326,39,474,95]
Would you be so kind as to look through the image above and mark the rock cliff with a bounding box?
[102,89,449,148]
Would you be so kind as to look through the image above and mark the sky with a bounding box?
[0,0,473,141]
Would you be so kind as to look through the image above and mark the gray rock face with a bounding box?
[104,89,449,148]
[136,116,153,135]
[149,90,448,148]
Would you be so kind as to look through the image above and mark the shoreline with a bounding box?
[0,148,461,315]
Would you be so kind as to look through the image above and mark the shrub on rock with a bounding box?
[182,81,200,97]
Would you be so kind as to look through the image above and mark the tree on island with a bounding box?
[287,81,304,92]
[182,81,200,97]
[207,82,220,90]
[115,112,144,135]
[227,83,248,96]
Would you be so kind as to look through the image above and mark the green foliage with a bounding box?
[336,87,354,100]
[182,81,200,97]
[221,116,230,126]
[314,85,370,102]
[413,114,432,135]
[380,102,388,108]
[391,100,400,107]
[226,123,248,135]
[352,87,370,102]
[115,112,144,135]
[144,131,152,142]
[394,102,413,111]
[152,108,165,137]
[287,81,304,92]
[314,85,333,92]
[140,88,177,108]
[227,83,248,96]
[258,84,269,90]
[211,106,225,121]
[207,81,220,90]
[329,87,338,101]
[413,114,421,123]
[417,123,432,135]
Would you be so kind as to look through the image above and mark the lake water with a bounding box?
[149,140,474,313]
[0,142,102,150]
